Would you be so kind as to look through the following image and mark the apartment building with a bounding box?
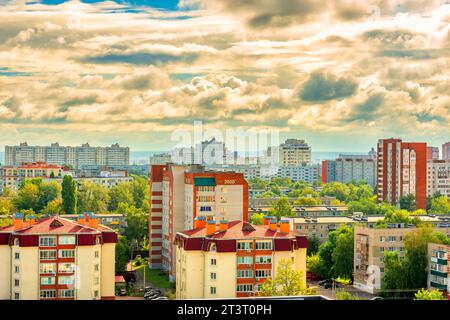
[443,143,450,161]
[321,160,336,184]
[427,160,450,198]
[427,147,440,161]
[377,138,427,209]
[149,164,249,280]
[249,205,348,218]
[175,219,308,299]
[277,139,312,166]
[0,162,63,193]
[354,222,450,294]
[5,142,129,169]
[277,164,319,183]
[427,243,449,299]
[0,213,117,300]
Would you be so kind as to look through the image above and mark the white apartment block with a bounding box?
[427,160,450,197]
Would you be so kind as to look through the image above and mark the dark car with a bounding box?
[324,282,339,289]
[119,288,127,296]
[318,279,332,286]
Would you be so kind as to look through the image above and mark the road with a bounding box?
[308,280,377,300]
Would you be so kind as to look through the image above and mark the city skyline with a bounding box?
[0,0,449,151]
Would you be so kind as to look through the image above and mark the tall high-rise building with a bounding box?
[321,160,336,184]
[443,142,450,161]
[376,138,427,209]
[4,142,129,169]
[278,139,312,166]
[148,164,248,280]
[427,146,440,161]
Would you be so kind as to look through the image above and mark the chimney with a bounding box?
[27,215,36,226]
[206,220,216,236]
[89,213,99,229]
[13,212,24,230]
[194,216,206,229]
[219,220,228,232]
[279,219,290,233]
[268,219,277,232]
[263,216,272,225]
[77,214,86,225]
[84,212,91,224]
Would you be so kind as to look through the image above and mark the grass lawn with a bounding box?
[144,267,173,289]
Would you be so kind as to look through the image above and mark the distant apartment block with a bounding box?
[354,222,450,294]
[443,143,450,161]
[427,146,440,161]
[321,149,376,187]
[149,164,249,281]
[427,160,450,198]
[175,219,308,299]
[277,164,319,183]
[276,139,312,166]
[0,213,117,300]
[377,138,427,209]
[427,243,449,299]
[5,142,129,169]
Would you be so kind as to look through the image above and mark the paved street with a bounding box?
[308,280,377,300]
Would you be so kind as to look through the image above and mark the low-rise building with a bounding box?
[249,205,348,218]
[427,160,450,198]
[174,219,308,299]
[354,221,450,294]
[427,242,449,299]
[0,213,118,300]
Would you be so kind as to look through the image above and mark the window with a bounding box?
[388,236,396,242]
[210,272,216,280]
[255,270,271,279]
[15,252,20,260]
[237,256,253,265]
[40,263,56,274]
[94,251,99,258]
[58,276,75,285]
[40,277,55,285]
[58,263,76,273]
[210,287,216,295]
[59,250,75,259]
[237,242,253,250]
[39,236,57,247]
[14,279,20,287]
[59,236,76,245]
[379,247,385,253]
[59,289,74,298]
[94,264,99,272]
[255,256,272,264]
[255,242,272,250]
[14,266,20,273]
[237,269,253,278]
[40,250,57,260]
[14,292,20,300]
[94,290,99,298]
[40,290,56,299]
[210,259,217,266]
[236,284,253,292]
[379,236,385,242]
[94,277,100,285]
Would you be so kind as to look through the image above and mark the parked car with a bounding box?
[153,297,168,300]
[119,288,127,296]
[370,296,383,300]
[318,279,332,286]
[144,293,160,300]
[324,282,339,289]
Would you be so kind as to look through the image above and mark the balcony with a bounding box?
[430,269,448,278]
[430,281,447,291]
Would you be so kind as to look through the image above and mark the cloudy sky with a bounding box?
[0,0,449,152]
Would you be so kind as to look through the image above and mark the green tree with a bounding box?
[13,183,40,211]
[320,182,350,202]
[294,196,319,206]
[268,197,293,220]
[131,176,150,210]
[120,203,149,249]
[307,236,320,256]
[77,181,109,214]
[414,289,445,300]
[62,175,77,214]
[250,213,264,225]
[270,177,293,188]
[429,196,450,215]
[42,198,63,215]
[38,181,61,213]
[116,235,131,273]
[0,197,16,215]
[261,258,313,296]
[347,197,379,215]
[399,194,416,212]
[248,178,269,190]
[306,254,324,275]
[108,182,134,212]
[332,226,354,280]
[382,251,408,298]
[335,289,361,300]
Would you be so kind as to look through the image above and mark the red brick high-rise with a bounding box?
[377,138,427,210]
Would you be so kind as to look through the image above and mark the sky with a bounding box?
[0,0,449,152]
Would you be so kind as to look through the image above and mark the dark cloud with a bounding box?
[415,112,446,123]
[299,72,358,102]
[346,93,384,122]
[379,49,442,60]
[80,51,199,66]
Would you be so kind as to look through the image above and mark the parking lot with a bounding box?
[308,280,377,300]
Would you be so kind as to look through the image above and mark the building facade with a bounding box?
[175,219,308,299]
[427,147,440,161]
[5,142,129,169]
[376,138,427,209]
[149,164,249,280]
[354,222,450,294]
[427,160,450,198]
[321,160,336,184]
[0,213,117,300]
[278,139,312,166]
[443,143,450,161]
[277,164,319,183]
[427,243,449,299]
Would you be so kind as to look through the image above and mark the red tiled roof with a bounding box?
[178,220,295,240]
[0,216,115,235]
